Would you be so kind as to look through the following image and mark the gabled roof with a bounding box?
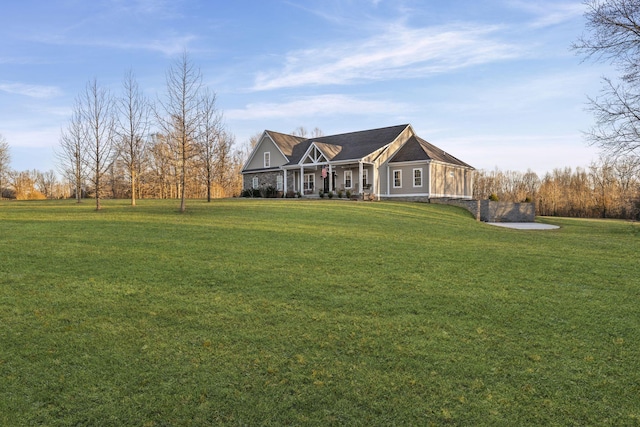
[265,130,306,157]
[286,124,409,164]
[389,135,474,169]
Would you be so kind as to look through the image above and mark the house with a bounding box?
[241,124,474,201]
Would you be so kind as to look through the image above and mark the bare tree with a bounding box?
[56,110,87,202]
[156,51,203,213]
[0,134,10,199]
[78,79,117,210]
[116,70,150,206]
[291,126,324,138]
[196,88,223,202]
[574,0,640,159]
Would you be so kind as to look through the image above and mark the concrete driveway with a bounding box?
[487,222,560,230]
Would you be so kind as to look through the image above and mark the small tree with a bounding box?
[0,134,10,199]
[116,69,150,206]
[156,51,203,213]
[56,110,87,203]
[77,79,116,210]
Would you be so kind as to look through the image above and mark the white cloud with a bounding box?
[0,83,62,99]
[31,32,196,57]
[226,94,409,120]
[252,23,520,91]
[508,1,585,28]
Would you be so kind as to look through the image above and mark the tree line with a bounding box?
[473,156,640,219]
[0,52,244,210]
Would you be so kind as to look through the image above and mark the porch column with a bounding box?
[386,165,390,196]
[300,165,304,195]
[283,169,287,193]
[358,161,363,195]
[328,164,333,193]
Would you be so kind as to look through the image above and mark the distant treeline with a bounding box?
[474,156,640,220]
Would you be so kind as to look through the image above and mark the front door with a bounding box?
[323,172,336,193]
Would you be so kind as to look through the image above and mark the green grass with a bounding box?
[0,199,639,426]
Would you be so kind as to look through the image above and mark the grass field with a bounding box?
[0,199,639,426]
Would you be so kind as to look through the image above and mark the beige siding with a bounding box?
[430,163,471,198]
[245,135,288,170]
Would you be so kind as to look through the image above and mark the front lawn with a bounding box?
[0,199,638,425]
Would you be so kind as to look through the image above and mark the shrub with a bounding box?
[489,193,499,201]
[337,190,343,198]
[319,191,325,198]
[261,186,277,198]
[241,189,261,198]
[346,190,352,199]
[286,190,296,198]
[328,191,334,199]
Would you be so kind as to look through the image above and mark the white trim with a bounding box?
[264,151,271,168]
[384,193,432,198]
[413,168,423,188]
[393,169,402,188]
[276,174,283,191]
[252,176,259,189]
[344,170,353,189]
[304,173,315,192]
[300,142,329,165]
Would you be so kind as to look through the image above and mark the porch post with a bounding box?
[300,165,304,195]
[328,163,333,193]
[283,169,287,194]
[358,161,363,195]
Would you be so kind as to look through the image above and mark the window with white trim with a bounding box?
[393,170,402,188]
[252,177,259,189]
[413,168,423,187]
[264,152,270,168]
[344,170,352,189]
[276,175,283,191]
[362,169,368,187]
[304,173,315,191]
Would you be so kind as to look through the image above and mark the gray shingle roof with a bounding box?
[262,124,473,169]
[285,124,409,165]
[389,135,474,169]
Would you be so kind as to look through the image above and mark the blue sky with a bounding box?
[1,0,608,175]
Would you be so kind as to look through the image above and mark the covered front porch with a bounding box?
[284,162,374,197]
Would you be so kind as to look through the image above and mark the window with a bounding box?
[393,170,402,188]
[276,175,283,191]
[449,171,455,178]
[252,177,259,189]
[344,170,352,189]
[413,168,423,187]
[304,173,315,191]
[264,152,270,168]
[362,169,368,187]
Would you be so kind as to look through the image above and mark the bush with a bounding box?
[241,189,261,198]
[346,190,352,199]
[261,186,277,198]
[337,190,343,198]
[286,190,296,198]
[489,193,499,201]
[319,191,325,198]
[328,191,334,199]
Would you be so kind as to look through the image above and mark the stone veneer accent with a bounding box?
[243,171,283,192]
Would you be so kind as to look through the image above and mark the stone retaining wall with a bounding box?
[429,198,535,222]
